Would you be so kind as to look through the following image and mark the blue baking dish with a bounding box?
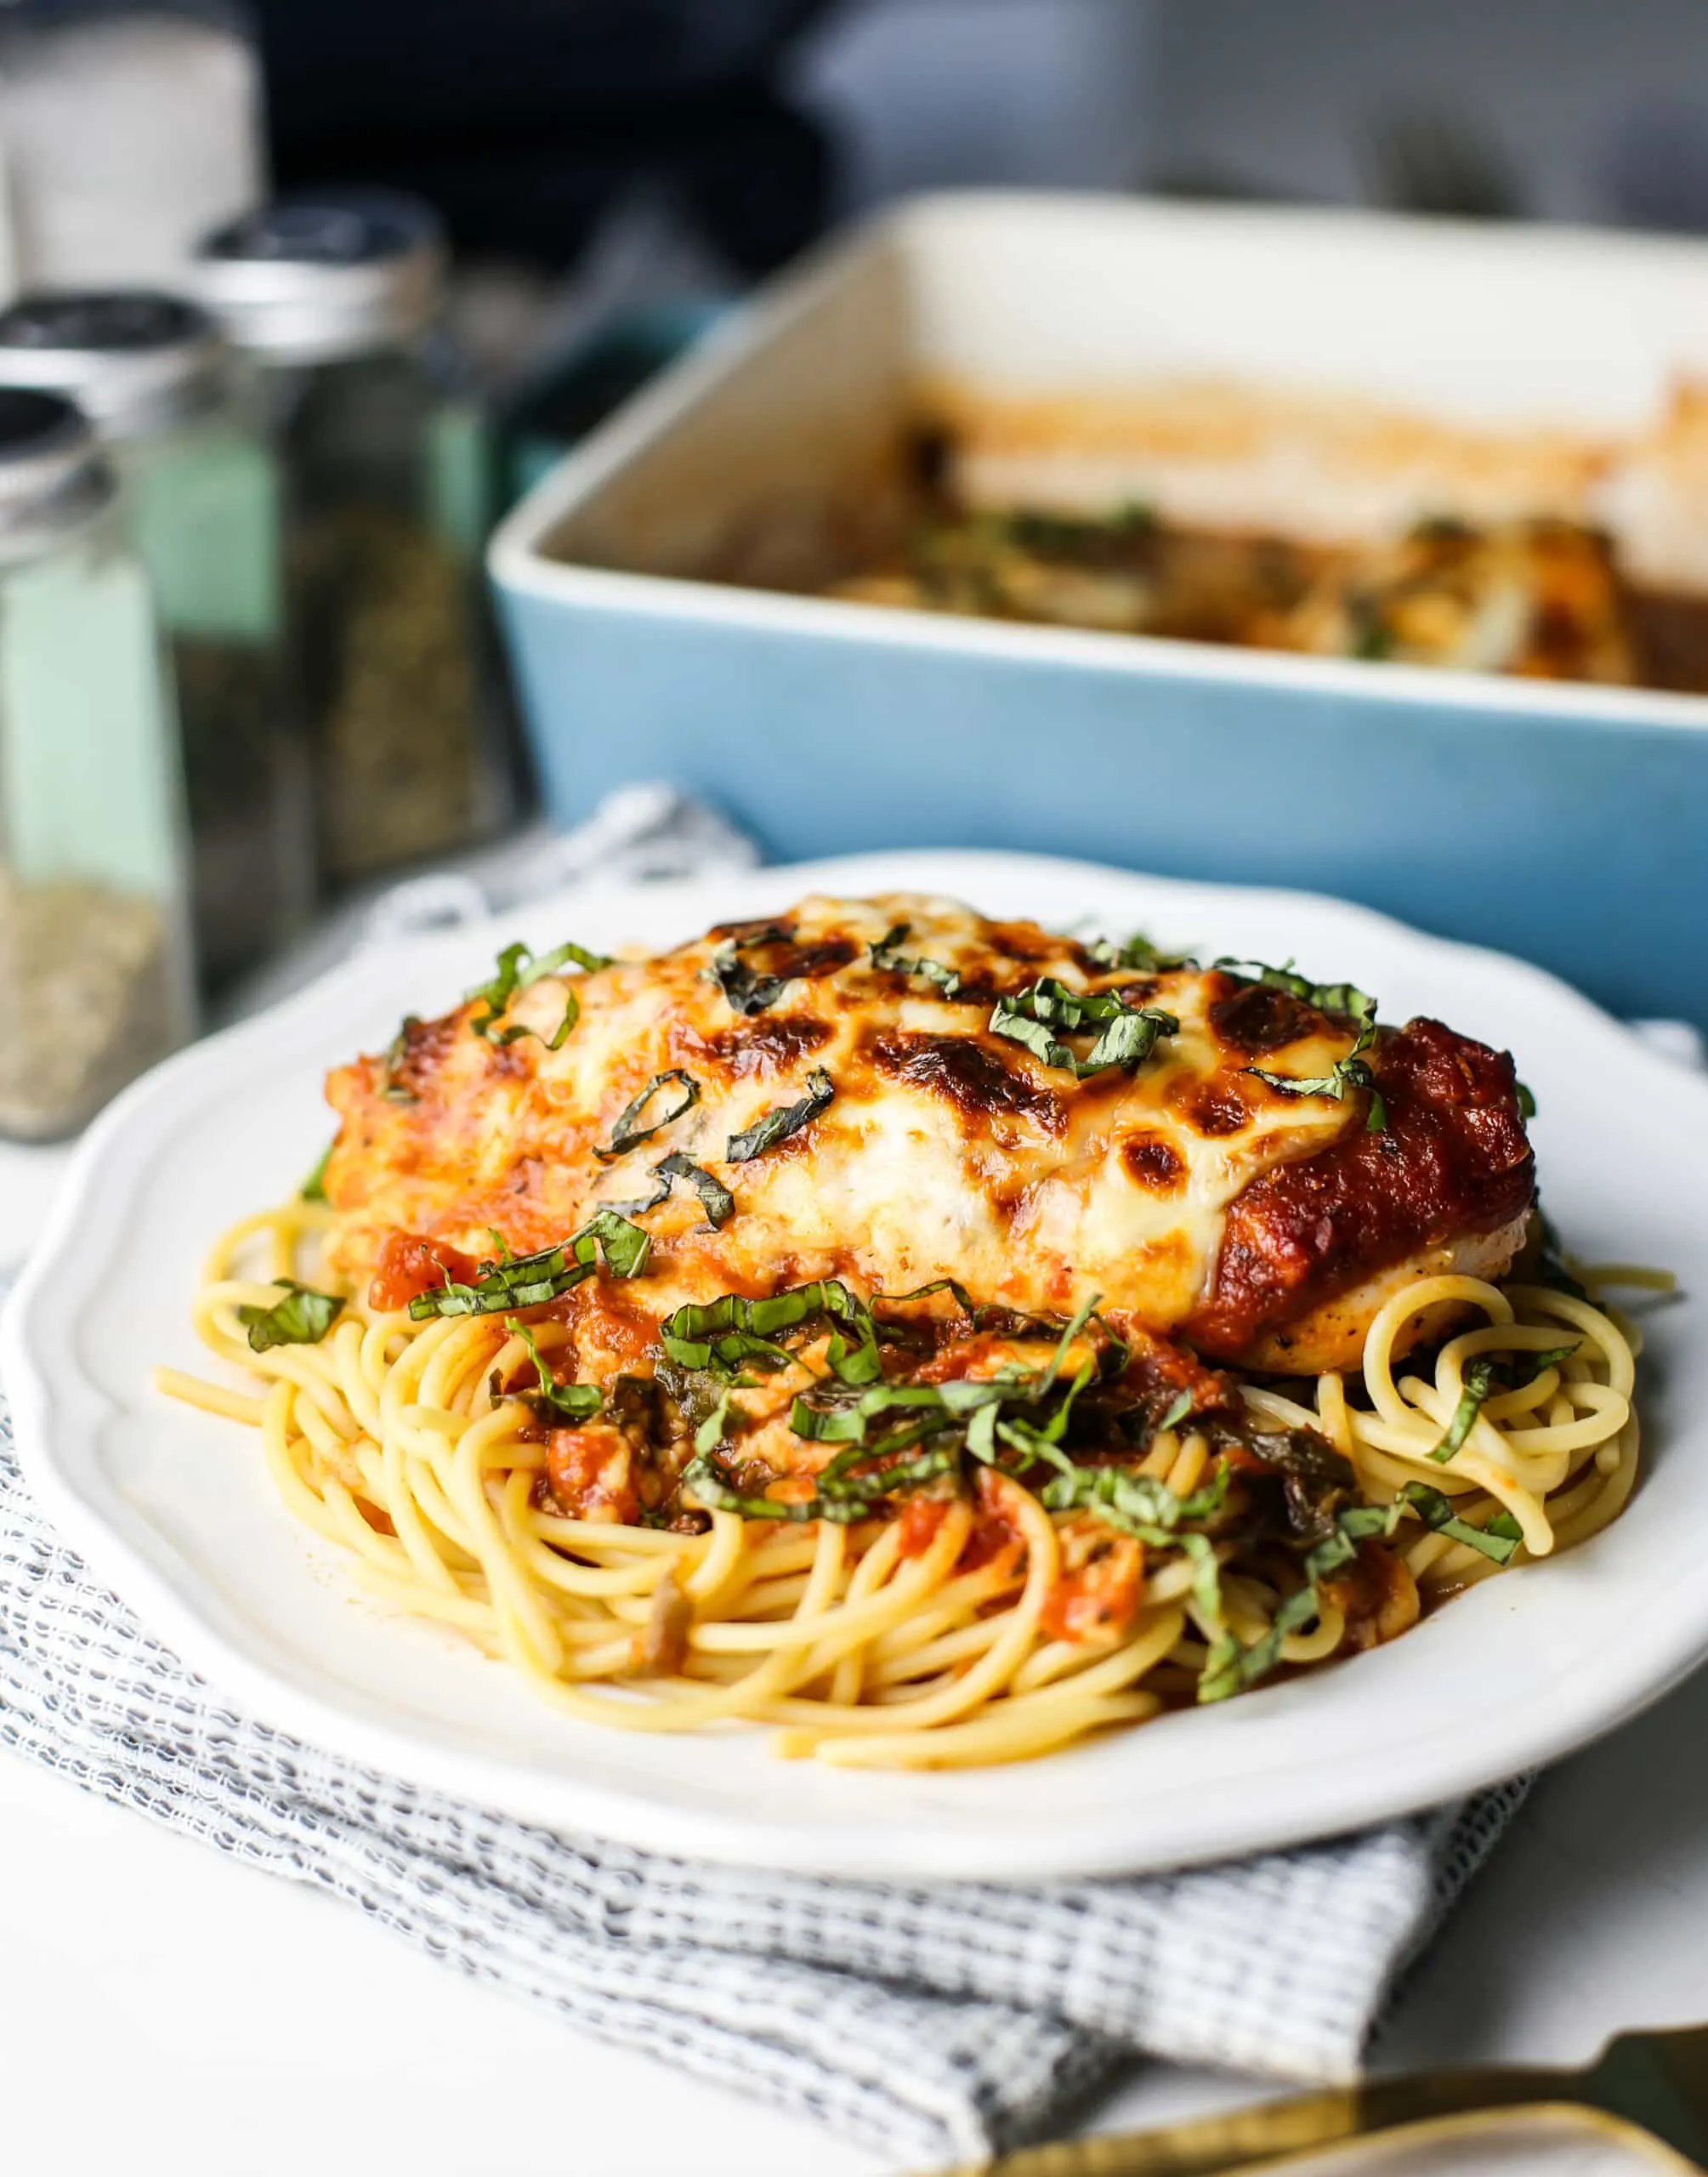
[489,193,1708,1024]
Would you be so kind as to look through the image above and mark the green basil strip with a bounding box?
[380,1016,422,1102]
[1214,958,1376,1026]
[788,1377,1006,1447]
[1428,1356,1500,1464]
[299,1140,334,1202]
[664,1278,868,1346]
[685,1428,962,1526]
[725,1068,835,1162]
[594,1070,701,1162]
[707,924,796,1016]
[1035,1292,1102,1397]
[408,1210,651,1321]
[1513,1343,1579,1384]
[468,941,530,1037]
[684,1452,819,1523]
[1088,933,1194,974]
[989,978,1178,1078]
[1078,1007,1178,1075]
[609,1152,736,1231]
[1399,1480,1524,1565]
[1155,1386,1195,1435]
[605,1168,674,1218]
[1039,1458,1230,1537]
[875,1276,979,1319]
[1516,1080,1537,1120]
[662,1327,797,1376]
[1198,1583,1321,1704]
[817,1444,962,1512]
[661,1279,872,1378]
[468,936,610,1043]
[238,1285,343,1353]
[577,1208,651,1280]
[989,1007,1076,1072]
[1247,1019,1387,1133]
[1428,1344,1578,1464]
[869,923,967,1000]
[492,988,580,1052]
[1036,1459,1235,1665]
[1304,1501,1402,1582]
[503,1316,601,1423]
[655,1152,735,1229]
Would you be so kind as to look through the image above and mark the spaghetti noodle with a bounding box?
[156,1197,1650,1770]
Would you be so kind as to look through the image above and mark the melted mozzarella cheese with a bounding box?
[322,891,1506,1366]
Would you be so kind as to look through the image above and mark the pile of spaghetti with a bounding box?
[160,1205,1652,1771]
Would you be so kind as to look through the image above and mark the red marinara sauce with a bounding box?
[368,1231,476,1313]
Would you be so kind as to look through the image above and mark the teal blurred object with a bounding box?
[499,304,727,509]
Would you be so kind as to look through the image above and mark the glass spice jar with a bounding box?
[194,191,513,889]
[0,389,193,1141]
[0,289,311,994]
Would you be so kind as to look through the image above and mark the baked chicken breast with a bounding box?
[320,894,1534,1377]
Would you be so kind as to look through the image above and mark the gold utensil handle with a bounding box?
[956,2065,1592,2177]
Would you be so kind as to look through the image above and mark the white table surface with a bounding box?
[3,1138,1705,2177]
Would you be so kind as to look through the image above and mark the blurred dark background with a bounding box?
[251,0,1708,278]
[228,0,1708,391]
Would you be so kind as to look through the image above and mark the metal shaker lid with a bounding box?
[0,389,113,554]
[0,291,230,438]
[193,190,446,364]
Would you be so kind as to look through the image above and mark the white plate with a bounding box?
[4,849,1704,1880]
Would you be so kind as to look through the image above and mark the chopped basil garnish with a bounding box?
[1429,1356,1501,1464]
[604,1166,672,1217]
[237,1284,343,1352]
[686,1388,977,1528]
[594,1070,701,1162]
[1215,958,1376,1027]
[1516,1080,1537,1120]
[1247,1018,1387,1133]
[408,1211,652,1321]
[683,1452,817,1524]
[725,1067,835,1162]
[656,1152,735,1229]
[1303,1501,1402,1582]
[1155,1386,1195,1435]
[1200,1584,1320,1704]
[989,978,1178,1080]
[869,923,967,999]
[503,1316,602,1423]
[1039,1470,1230,1654]
[380,1017,421,1102]
[1428,1344,1578,1464]
[1081,1006,1177,1074]
[299,1140,334,1202]
[468,936,610,1045]
[608,1152,735,1231]
[661,1279,874,1379]
[1041,1458,1229,1538]
[1087,933,1194,974]
[1400,1480,1524,1565]
[707,924,795,1016]
[788,1377,1010,1446]
[784,1291,1120,1456]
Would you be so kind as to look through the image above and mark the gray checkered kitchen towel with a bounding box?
[0,789,1530,2169]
